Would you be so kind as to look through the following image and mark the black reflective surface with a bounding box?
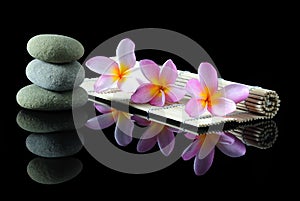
[84,102,279,176]
[16,100,281,183]
[12,21,291,193]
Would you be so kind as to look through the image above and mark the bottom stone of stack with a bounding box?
[16,84,88,111]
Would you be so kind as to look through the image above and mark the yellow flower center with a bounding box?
[197,134,206,145]
[117,63,130,79]
[200,87,212,107]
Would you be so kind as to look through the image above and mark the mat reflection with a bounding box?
[85,102,278,176]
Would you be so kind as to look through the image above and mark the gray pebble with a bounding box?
[26,131,83,158]
[26,59,85,91]
[16,109,88,133]
[27,157,82,184]
[27,34,84,63]
[16,84,88,111]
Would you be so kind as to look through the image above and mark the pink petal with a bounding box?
[117,77,138,92]
[94,103,112,114]
[137,77,150,85]
[137,137,157,153]
[198,62,218,94]
[217,84,249,103]
[117,67,147,92]
[165,85,186,103]
[166,126,179,133]
[116,38,136,69]
[85,56,118,75]
[208,97,236,116]
[164,59,177,70]
[140,122,164,139]
[85,113,115,130]
[218,132,235,145]
[216,133,246,157]
[194,148,214,176]
[159,59,178,85]
[198,133,220,159]
[114,127,132,146]
[131,84,160,104]
[149,90,165,106]
[94,75,118,93]
[157,127,175,156]
[129,66,149,83]
[116,112,134,138]
[140,59,160,84]
[131,115,151,127]
[186,78,202,98]
[185,98,206,118]
[184,133,197,140]
[181,140,201,161]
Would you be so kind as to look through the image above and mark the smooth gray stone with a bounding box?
[27,34,84,63]
[26,131,83,158]
[16,84,88,111]
[27,157,82,184]
[26,59,85,91]
[16,109,88,133]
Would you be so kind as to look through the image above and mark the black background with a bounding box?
[9,4,295,196]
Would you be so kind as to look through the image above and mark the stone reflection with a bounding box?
[17,108,88,133]
[26,131,82,158]
[17,108,87,184]
[27,157,82,185]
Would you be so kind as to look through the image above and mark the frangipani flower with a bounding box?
[85,104,134,146]
[182,132,246,176]
[185,62,249,117]
[131,59,186,106]
[86,38,144,93]
[133,116,177,156]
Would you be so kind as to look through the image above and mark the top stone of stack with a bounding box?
[27,34,84,63]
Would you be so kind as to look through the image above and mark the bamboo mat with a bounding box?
[80,71,280,135]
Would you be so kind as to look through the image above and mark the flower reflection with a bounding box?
[85,103,178,155]
[182,132,246,176]
[133,116,177,156]
[85,103,134,146]
[84,101,278,176]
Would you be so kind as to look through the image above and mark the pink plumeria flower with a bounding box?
[182,132,246,176]
[85,38,144,93]
[132,116,177,156]
[131,59,186,106]
[185,62,249,117]
[85,104,134,146]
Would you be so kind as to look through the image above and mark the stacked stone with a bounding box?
[17,34,87,111]
[16,34,88,184]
